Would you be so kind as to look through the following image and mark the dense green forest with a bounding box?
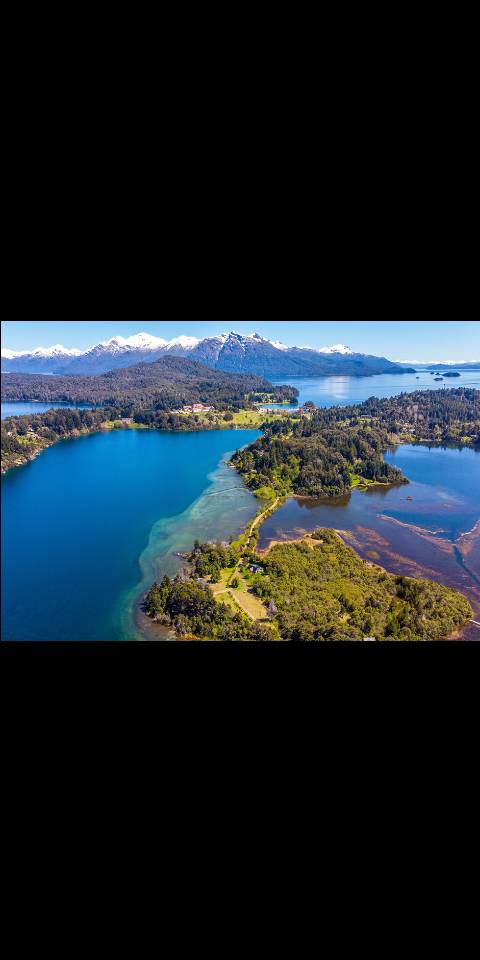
[232,419,405,497]
[1,356,298,413]
[1,358,299,472]
[348,389,480,444]
[232,389,480,498]
[144,530,472,641]
[144,577,273,642]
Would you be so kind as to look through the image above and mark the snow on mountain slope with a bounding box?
[1,331,415,377]
[164,336,200,350]
[317,344,353,355]
[2,349,28,359]
[2,344,81,359]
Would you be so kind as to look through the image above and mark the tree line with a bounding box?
[1,356,298,414]
[231,389,480,498]
[144,530,472,641]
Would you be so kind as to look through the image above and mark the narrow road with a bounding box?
[248,498,280,542]
[228,498,280,588]
[469,620,480,627]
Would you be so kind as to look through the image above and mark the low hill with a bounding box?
[1,356,295,412]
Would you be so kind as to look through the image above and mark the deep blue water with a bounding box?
[1,429,259,641]
[267,370,480,409]
[1,401,96,419]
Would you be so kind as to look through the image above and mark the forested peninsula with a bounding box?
[144,530,472,641]
[141,387,479,641]
[1,358,298,473]
[232,389,480,499]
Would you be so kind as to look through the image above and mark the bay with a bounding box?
[258,445,480,636]
[266,370,480,409]
[1,428,259,641]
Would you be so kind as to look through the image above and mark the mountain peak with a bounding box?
[316,343,353,355]
[165,336,200,349]
[1,331,412,378]
[31,344,81,358]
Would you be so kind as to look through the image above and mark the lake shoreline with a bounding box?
[257,527,478,641]
[3,385,478,641]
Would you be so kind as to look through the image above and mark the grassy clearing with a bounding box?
[211,577,269,622]
[232,586,268,621]
[213,591,239,614]
[175,408,299,431]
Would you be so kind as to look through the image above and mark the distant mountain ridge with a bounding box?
[1,330,416,378]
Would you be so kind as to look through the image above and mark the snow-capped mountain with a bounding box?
[316,343,353,355]
[1,344,81,373]
[1,331,415,377]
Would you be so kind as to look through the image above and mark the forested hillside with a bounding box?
[1,356,298,413]
[232,389,480,498]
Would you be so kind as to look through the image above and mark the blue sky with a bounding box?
[2,319,479,361]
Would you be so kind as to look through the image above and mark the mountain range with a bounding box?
[1,331,416,378]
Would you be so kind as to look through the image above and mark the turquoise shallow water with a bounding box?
[1,428,259,641]
[2,379,480,640]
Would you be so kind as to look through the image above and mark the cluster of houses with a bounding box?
[173,403,214,415]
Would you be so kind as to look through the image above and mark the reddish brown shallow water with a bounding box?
[258,446,480,641]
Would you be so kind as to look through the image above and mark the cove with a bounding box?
[1,428,259,641]
[258,445,480,637]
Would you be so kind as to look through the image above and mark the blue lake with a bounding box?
[1,401,97,419]
[4,370,480,422]
[2,376,480,640]
[267,370,480,409]
[1,428,259,641]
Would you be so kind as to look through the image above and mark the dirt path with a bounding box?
[214,586,266,621]
[229,498,280,582]
[244,498,280,551]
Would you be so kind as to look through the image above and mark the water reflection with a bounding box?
[267,370,480,409]
[258,445,480,633]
